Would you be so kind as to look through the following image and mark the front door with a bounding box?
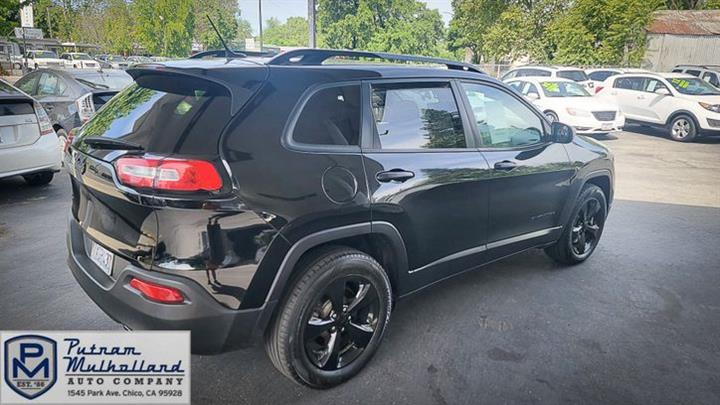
[361,80,491,291]
[458,81,574,254]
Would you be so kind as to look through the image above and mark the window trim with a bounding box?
[360,78,476,153]
[282,80,363,154]
[458,80,551,151]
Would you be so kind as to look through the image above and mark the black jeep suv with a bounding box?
[66,49,614,388]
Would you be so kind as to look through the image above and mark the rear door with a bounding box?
[608,76,647,120]
[362,80,490,291]
[459,81,573,254]
[633,78,674,123]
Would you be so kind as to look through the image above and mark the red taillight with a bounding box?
[115,156,223,192]
[129,277,185,304]
[34,102,54,136]
[595,86,604,94]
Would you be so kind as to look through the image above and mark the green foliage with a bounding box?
[448,0,506,62]
[263,16,308,47]
[194,0,240,49]
[132,0,194,57]
[101,0,134,54]
[0,0,20,35]
[317,0,445,55]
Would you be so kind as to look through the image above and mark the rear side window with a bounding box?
[614,77,645,90]
[702,72,719,87]
[672,68,684,73]
[15,74,39,94]
[77,76,231,155]
[588,71,616,81]
[686,70,701,77]
[292,85,360,146]
[371,83,466,149]
[521,69,551,77]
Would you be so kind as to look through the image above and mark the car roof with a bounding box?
[507,76,575,83]
[609,72,695,80]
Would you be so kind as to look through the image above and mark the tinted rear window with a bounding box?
[557,70,589,82]
[0,100,34,115]
[76,76,231,155]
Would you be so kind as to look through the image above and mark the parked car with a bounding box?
[501,66,595,90]
[14,68,133,146]
[0,78,60,185]
[125,55,152,66]
[60,52,100,69]
[596,72,720,142]
[23,50,64,70]
[101,55,130,70]
[506,77,624,135]
[585,68,650,92]
[66,49,614,388]
[671,65,720,88]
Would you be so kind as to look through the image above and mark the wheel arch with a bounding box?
[665,109,699,128]
[584,171,613,210]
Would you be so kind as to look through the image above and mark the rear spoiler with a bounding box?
[127,63,269,115]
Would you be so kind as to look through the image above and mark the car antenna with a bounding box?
[206,15,246,61]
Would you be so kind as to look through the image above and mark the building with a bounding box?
[644,10,720,71]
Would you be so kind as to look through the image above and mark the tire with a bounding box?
[23,171,54,186]
[545,184,607,265]
[265,246,392,388]
[668,114,697,142]
[544,111,559,122]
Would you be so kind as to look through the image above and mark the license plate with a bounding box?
[90,240,114,276]
[601,123,613,130]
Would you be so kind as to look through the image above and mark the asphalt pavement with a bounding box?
[1,131,719,404]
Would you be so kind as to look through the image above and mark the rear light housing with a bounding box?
[33,102,55,136]
[595,86,605,94]
[115,156,223,192]
[76,92,96,122]
[129,277,185,304]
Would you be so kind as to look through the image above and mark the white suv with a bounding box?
[672,65,720,88]
[596,72,720,142]
[501,66,594,90]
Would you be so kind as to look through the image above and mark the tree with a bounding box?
[101,0,133,54]
[0,0,20,36]
[317,0,445,55]
[132,0,194,56]
[263,16,308,47]
[194,0,239,49]
[448,0,506,62]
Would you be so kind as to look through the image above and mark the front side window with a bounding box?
[462,82,544,148]
[371,83,466,149]
[293,85,360,146]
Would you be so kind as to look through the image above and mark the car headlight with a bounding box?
[566,107,590,117]
[699,102,720,113]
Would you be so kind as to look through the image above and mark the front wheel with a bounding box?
[265,247,392,388]
[545,184,607,264]
[669,114,697,142]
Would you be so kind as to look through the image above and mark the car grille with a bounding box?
[592,111,616,121]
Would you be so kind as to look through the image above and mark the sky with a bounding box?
[238,0,454,35]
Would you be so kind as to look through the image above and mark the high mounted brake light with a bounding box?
[115,156,223,192]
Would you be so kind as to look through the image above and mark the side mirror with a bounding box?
[526,92,539,101]
[655,87,671,96]
[550,122,574,144]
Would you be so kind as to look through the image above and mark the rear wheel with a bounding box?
[668,114,697,142]
[265,247,392,388]
[545,184,607,264]
[23,171,54,186]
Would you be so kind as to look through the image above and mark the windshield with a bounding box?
[72,53,92,60]
[30,51,58,59]
[540,81,590,97]
[75,73,133,90]
[667,77,720,95]
[557,70,589,82]
[109,55,125,61]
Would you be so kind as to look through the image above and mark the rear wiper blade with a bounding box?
[83,137,144,151]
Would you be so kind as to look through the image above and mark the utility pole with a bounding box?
[308,0,316,48]
[46,8,52,38]
[258,0,263,50]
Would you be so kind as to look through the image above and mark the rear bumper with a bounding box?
[0,134,61,179]
[67,218,276,354]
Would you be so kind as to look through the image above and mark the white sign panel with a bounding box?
[0,331,190,404]
[20,4,34,28]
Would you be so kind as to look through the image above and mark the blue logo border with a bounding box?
[3,334,58,400]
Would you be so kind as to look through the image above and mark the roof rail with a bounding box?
[267,48,484,74]
[189,49,279,59]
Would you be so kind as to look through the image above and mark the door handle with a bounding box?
[376,169,415,183]
[493,160,517,171]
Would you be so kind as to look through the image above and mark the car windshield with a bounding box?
[557,70,589,82]
[667,77,720,95]
[109,55,125,61]
[74,73,133,90]
[539,81,590,97]
[72,53,92,60]
[31,51,58,58]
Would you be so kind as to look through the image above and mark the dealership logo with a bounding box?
[3,335,57,400]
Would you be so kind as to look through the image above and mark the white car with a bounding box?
[60,53,99,69]
[596,72,720,142]
[506,77,624,135]
[23,50,65,70]
[671,65,720,88]
[501,66,595,91]
[0,79,61,185]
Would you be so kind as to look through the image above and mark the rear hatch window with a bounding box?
[75,75,232,157]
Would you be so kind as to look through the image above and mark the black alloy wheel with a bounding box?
[303,276,380,370]
[570,197,603,259]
